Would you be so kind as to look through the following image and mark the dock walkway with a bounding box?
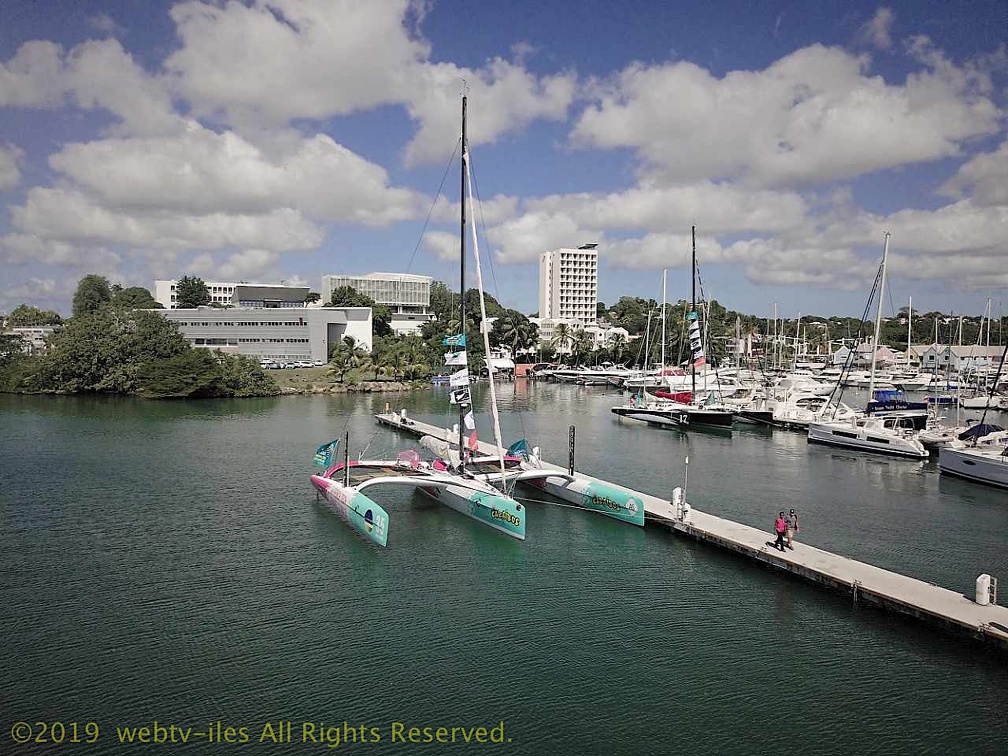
[375,411,1008,650]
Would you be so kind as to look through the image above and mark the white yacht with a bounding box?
[939,430,1008,489]
[806,233,928,459]
[808,413,928,458]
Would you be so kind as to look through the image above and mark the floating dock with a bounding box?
[375,411,1008,650]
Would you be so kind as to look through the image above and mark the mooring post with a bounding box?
[568,425,575,477]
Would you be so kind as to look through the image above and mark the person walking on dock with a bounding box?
[773,512,787,551]
[787,509,799,550]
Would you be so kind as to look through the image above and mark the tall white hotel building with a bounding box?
[537,244,599,324]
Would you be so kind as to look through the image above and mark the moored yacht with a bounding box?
[938,430,1008,489]
[808,413,928,458]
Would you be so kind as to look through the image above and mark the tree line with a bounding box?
[1,275,279,398]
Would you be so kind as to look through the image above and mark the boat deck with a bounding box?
[375,411,1008,650]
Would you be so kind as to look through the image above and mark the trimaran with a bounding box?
[310,94,645,546]
[310,94,528,546]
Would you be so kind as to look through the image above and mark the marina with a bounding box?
[375,410,1008,650]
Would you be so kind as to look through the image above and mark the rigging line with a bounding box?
[467,144,532,448]
[826,258,884,416]
[402,137,461,277]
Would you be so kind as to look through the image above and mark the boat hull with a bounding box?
[310,474,390,547]
[417,481,526,540]
[938,449,1008,490]
[523,475,645,526]
[611,406,687,428]
[807,423,928,458]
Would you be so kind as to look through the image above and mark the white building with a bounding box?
[154,280,313,310]
[7,326,58,355]
[159,307,372,363]
[321,272,435,334]
[532,318,629,355]
[538,244,599,323]
[917,344,1005,373]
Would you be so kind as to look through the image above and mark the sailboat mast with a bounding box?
[661,269,667,372]
[907,295,912,369]
[867,231,890,399]
[458,94,468,467]
[691,225,696,398]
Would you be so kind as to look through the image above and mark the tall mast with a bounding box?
[660,269,667,372]
[691,225,696,399]
[867,232,890,399]
[907,295,912,369]
[458,94,467,467]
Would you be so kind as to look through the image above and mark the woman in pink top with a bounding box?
[773,512,787,551]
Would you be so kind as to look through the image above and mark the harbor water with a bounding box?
[2,386,1007,755]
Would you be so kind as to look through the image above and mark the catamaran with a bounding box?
[309,93,528,546]
[807,233,928,458]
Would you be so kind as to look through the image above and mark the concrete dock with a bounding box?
[375,411,1008,650]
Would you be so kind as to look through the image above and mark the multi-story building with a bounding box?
[538,244,599,324]
[321,272,435,334]
[159,307,372,364]
[154,280,313,309]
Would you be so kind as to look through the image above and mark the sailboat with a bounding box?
[309,94,527,545]
[611,228,734,429]
[807,233,928,459]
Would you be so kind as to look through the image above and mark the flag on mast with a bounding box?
[687,311,706,367]
[313,438,339,468]
[467,430,479,451]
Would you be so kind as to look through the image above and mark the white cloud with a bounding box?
[10,187,324,252]
[165,0,429,124]
[940,139,1008,206]
[402,60,576,165]
[527,183,808,235]
[0,233,121,269]
[857,8,895,52]
[0,143,22,191]
[0,277,69,315]
[0,39,180,136]
[163,0,575,164]
[216,249,280,280]
[571,44,1002,187]
[487,211,599,264]
[48,124,423,224]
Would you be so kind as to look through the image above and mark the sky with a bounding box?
[1,0,1007,321]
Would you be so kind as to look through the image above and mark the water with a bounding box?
[2,387,1007,756]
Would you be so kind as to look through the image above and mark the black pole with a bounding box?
[691,225,696,401]
[343,431,350,487]
[459,95,467,470]
[568,425,576,476]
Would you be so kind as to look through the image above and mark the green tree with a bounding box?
[175,276,210,308]
[550,322,571,358]
[112,286,160,310]
[7,304,63,327]
[32,309,190,394]
[305,291,321,304]
[72,274,112,317]
[572,328,595,364]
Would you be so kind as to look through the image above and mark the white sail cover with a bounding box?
[420,435,460,467]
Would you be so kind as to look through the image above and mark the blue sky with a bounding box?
[1,0,1006,320]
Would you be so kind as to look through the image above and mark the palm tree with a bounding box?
[327,350,352,383]
[572,328,594,366]
[551,322,571,360]
[608,332,628,364]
